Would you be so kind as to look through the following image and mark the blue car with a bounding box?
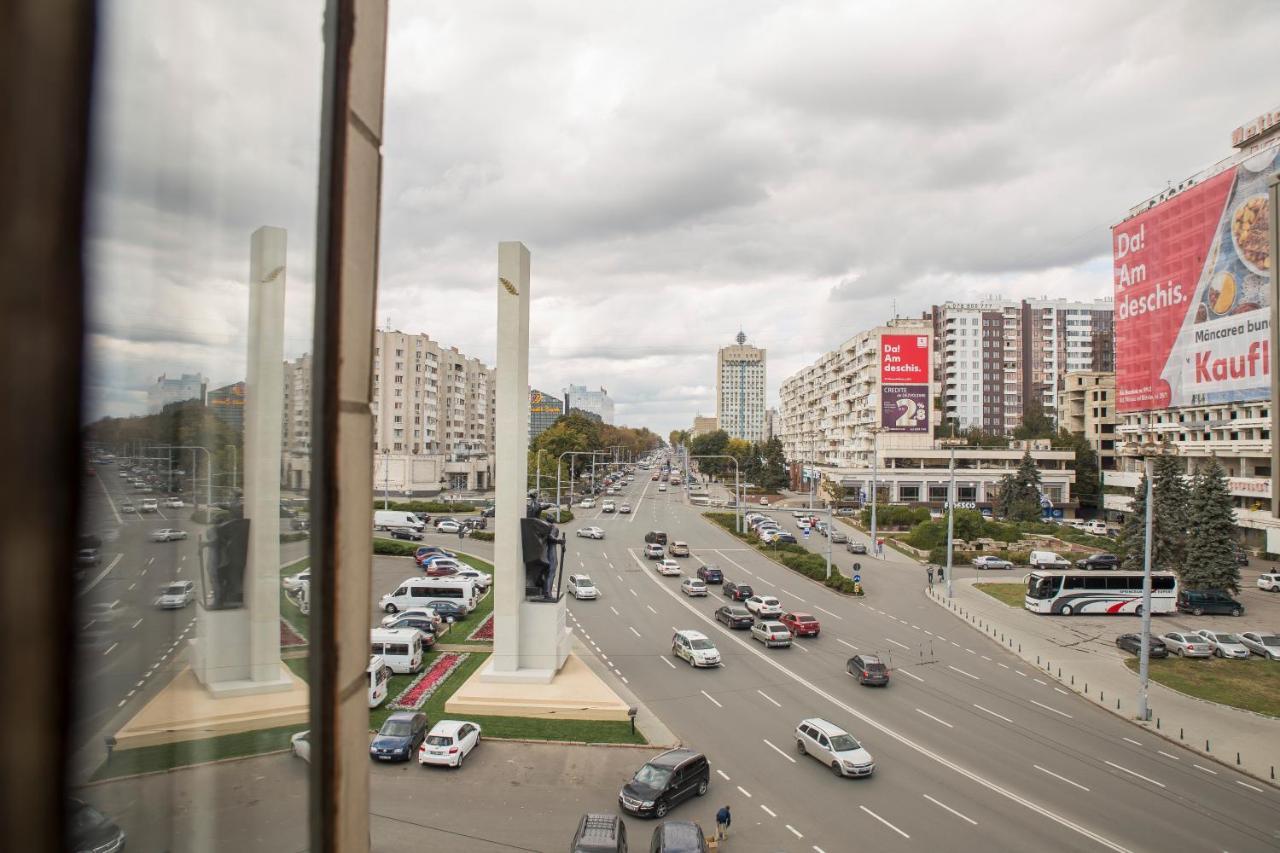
[369,711,429,761]
[414,546,456,566]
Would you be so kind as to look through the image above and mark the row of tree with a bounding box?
[528,412,662,490]
[680,429,790,492]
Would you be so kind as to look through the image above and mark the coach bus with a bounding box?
[1024,570,1177,616]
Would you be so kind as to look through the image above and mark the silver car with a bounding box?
[1239,632,1280,660]
[750,620,792,648]
[795,718,874,778]
[1161,631,1213,658]
[1195,630,1251,659]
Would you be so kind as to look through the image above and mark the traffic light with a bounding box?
[199,517,250,609]
[520,516,565,602]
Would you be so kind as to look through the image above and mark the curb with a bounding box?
[79,747,295,787]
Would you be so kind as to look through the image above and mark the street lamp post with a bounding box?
[869,427,881,560]
[382,448,390,510]
[556,450,604,522]
[155,445,215,512]
[1138,455,1154,721]
[946,443,956,599]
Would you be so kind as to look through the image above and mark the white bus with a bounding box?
[370,628,424,674]
[1025,570,1177,616]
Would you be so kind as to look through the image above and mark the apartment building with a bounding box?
[564,384,615,424]
[281,354,311,491]
[717,331,767,442]
[146,372,207,414]
[1057,371,1117,470]
[690,415,718,438]
[931,299,1113,434]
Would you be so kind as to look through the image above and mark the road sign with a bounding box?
[852,574,861,583]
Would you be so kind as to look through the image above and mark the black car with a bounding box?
[645,531,669,546]
[847,654,890,686]
[389,528,422,541]
[481,506,496,518]
[1234,546,1250,567]
[463,517,487,530]
[696,564,723,584]
[571,813,628,853]
[1176,589,1244,617]
[68,799,125,853]
[651,821,709,853]
[1075,553,1119,570]
[369,711,429,761]
[715,605,753,629]
[427,601,468,623]
[1115,633,1168,658]
[619,748,710,819]
[772,532,797,544]
[385,615,439,642]
[722,580,753,601]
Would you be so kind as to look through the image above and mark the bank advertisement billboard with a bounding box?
[1112,146,1277,412]
[880,334,930,383]
[881,385,928,432]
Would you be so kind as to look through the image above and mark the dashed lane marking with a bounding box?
[701,690,723,708]
[897,669,924,683]
[737,785,752,798]
[859,806,909,839]
[947,665,980,681]
[757,689,782,708]
[885,637,910,650]
[973,704,1013,723]
[916,708,954,728]
[659,656,676,670]
[763,738,796,763]
[1035,764,1090,792]
[760,805,777,818]
[1030,700,1072,719]
[923,794,978,826]
[1104,760,1165,789]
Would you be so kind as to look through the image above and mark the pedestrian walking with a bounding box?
[457,525,466,541]
[715,805,731,840]
[937,566,945,583]
[927,566,934,588]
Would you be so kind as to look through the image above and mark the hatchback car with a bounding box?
[722,580,754,601]
[1176,589,1243,617]
[1256,573,1280,592]
[972,555,1013,570]
[671,630,721,667]
[1240,631,1280,660]
[668,541,690,557]
[1195,630,1252,659]
[656,559,682,576]
[795,718,874,778]
[380,607,442,629]
[847,541,867,555]
[570,813,628,853]
[618,748,710,819]
[577,526,606,540]
[715,605,754,629]
[1114,633,1168,658]
[418,720,481,768]
[650,821,707,852]
[680,578,708,597]
[847,654,890,686]
[751,620,792,648]
[383,616,439,646]
[68,798,127,853]
[1161,631,1213,658]
[568,574,599,599]
[370,711,429,762]
[780,612,820,637]
[744,595,782,617]
[644,543,665,559]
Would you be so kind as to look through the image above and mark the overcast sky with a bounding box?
[87,0,1280,435]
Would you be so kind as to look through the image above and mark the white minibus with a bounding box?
[367,655,389,707]
[380,576,478,614]
[369,628,424,674]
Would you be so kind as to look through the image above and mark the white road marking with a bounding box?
[924,630,934,636]
[583,633,591,641]
[786,825,803,839]
[780,588,805,602]
[951,641,960,647]
[1192,763,1218,775]
[716,769,730,781]
[737,785,752,798]
[620,676,629,684]
[1157,750,1180,761]
[948,664,980,681]
[118,699,127,708]
[897,669,924,683]
[923,793,978,826]
[647,605,657,614]
[973,704,1013,723]
[1014,670,1027,678]
[629,626,642,638]
[147,557,154,566]
[600,654,609,662]
[885,637,910,650]
[793,642,809,653]
[659,656,676,669]
[813,847,826,853]
[609,606,620,616]
[180,554,186,562]
[916,708,954,728]
[837,639,858,650]
[127,583,136,591]
[763,738,796,763]
[1035,765,1090,791]
[1054,688,1069,695]
[1030,700,1072,719]
[981,655,992,661]
[757,689,782,708]
[1033,677,1047,685]
[79,553,123,597]
[629,588,637,597]
[1122,737,1142,746]
[131,618,143,629]
[701,690,723,708]
[911,624,920,630]
[758,804,779,818]
[176,565,183,573]
[103,643,118,656]
[998,663,1010,669]
[1236,780,1264,793]
[1104,760,1165,788]
[936,635,947,641]
[859,806,909,839]
[813,605,842,619]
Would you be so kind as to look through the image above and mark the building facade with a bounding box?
[207,381,246,432]
[146,372,207,414]
[716,332,767,442]
[690,415,718,438]
[529,388,564,441]
[764,407,777,442]
[564,384,614,424]
[281,355,312,491]
[1057,371,1117,470]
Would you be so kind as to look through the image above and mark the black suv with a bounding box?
[715,605,753,629]
[722,580,753,601]
[1075,553,1119,570]
[1115,633,1168,658]
[645,531,669,546]
[651,821,708,853]
[1176,589,1244,617]
[696,565,723,584]
[619,748,710,819]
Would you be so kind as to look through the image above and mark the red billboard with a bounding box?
[1113,146,1277,412]
[880,334,930,383]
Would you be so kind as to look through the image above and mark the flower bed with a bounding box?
[390,653,469,711]
[466,614,494,642]
[280,617,307,649]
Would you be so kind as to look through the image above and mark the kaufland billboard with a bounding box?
[1112,146,1277,412]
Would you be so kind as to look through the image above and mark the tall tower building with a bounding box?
[717,331,767,442]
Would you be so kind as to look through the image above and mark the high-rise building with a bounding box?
[281,355,312,491]
[690,415,718,438]
[1057,371,1117,470]
[529,388,564,441]
[931,298,1113,434]
[207,381,246,432]
[564,384,614,424]
[716,331,767,442]
[146,372,207,414]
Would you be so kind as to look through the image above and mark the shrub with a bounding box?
[191,508,231,525]
[545,509,574,523]
[279,532,308,543]
[373,500,478,514]
[470,531,495,542]
[373,539,418,557]
[859,505,930,529]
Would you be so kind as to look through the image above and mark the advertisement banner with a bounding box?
[880,334,930,383]
[1112,146,1277,412]
[881,385,928,432]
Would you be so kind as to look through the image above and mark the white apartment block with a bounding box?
[281,354,312,491]
[565,384,615,424]
[717,332,767,442]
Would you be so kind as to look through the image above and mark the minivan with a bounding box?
[380,576,478,614]
[619,748,710,818]
[571,813,628,853]
[645,531,668,546]
[1176,589,1243,617]
[1029,550,1071,570]
[369,628,424,674]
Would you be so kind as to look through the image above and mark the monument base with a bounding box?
[113,664,309,750]
[446,653,631,721]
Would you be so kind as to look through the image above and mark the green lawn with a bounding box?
[1124,657,1280,718]
[976,583,1027,608]
[91,723,306,782]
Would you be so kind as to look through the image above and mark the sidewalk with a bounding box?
[927,578,1280,787]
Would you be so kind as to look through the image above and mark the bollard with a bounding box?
[1071,675,1074,685]
[1085,683,1088,694]
[1101,691,1105,702]
[1058,667,1061,678]
[1018,643,1022,653]
[1237,752,1241,766]
[1037,655,1040,665]
[1180,727,1183,740]
[1206,740,1210,752]
[1271,766,1275,780]
[1116,698,1120,710]
[1156,717,1160,730]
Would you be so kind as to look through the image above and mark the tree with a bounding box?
[822,478,847,506]
[995,450,1044,522]
[669,429,690,447]
[1117,451,1190,573]
[1013,399,1055,440]
[1183,459,1240,592]
[688,430,730,476]
[758,437,788,492]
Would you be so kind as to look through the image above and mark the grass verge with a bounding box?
[702,512,861,594]
[1124,657,1280,718]
[975,583,1026,608]
[91,723,306,781]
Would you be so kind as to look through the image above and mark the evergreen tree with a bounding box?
[759,437,788,491]
[992,473,1016,518]
[1116,471,1149,572]
[1005,450,1044,522]
[1073,442,1101,512]
[1184,459,1240,592]
[1152,453,1190,572]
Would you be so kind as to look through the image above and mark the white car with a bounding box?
[751,620,792,648]
[381,607,442,628]
[120,502,136,513]
[680,578,708,597]
[1257,573,1280,592]
[602,501,617,513]
[796,718,874,777]
[577,526,605,540]
[453,568,492,590]
[163,497,184,508]
[419,720,481,768]
[579,498,596,509]
[1239,631,1280,660]
[619,504,632,514]
[154,580,195,609]
[140,498,159,513]
[656,559,682,576]
[671,630,721,667]
[657,484,667,492]
[1195,630,1252,659]
[567,574,598,599]
[150,528,188,542]
[745,595,783,617]
[283,569,311,592]
[435,520,462,533]
[1161,631,1213,658]
[291,730,311,763]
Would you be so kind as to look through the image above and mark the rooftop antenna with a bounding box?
[736,329,746,345]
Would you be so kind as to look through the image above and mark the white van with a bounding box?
[370,628,424,674]
[380,576,478,614]
[1083,520,1108,536]
[374,510,424,531]
[367,655,389,708]
[1030,550,1071,570]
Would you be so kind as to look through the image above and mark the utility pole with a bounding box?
[1138,455,1154,720]
[382,448,389,510]
[870,428,880,560]
[946,443,956,599]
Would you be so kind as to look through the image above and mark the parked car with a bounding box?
[650,821,708,853]
[671,630,721,667]
[418,719,481,768]
[413,546,455,566]
[696,564,723,584]
[579,498,596,509]
[1075,553,1119,571]
[1029,550,1070,570]
[1256,572,1280,592]
[847,541,867,555]
[795,718,874,778]
[283,569,311,592]
[154,580,195,609]
[744,595,782,617]
[1176,589,1243,617]
[452,568,492,590]
[435,520,462,533]
[680,577,708,597]
[1239,631,1280,660]
[668,542,690,557]
[291,518,310,531]
[972,555,1013,570]
[568,574,598,599]
[577,526,606,540]
[1161,631,1214,658]
[1114,633,1168,658]
[780,612,820,637]
[68,799,126,853]
[570,813,628,853]
[370,711,429,761]
[1234,546,1250,567]
[656,559,682,576]
[644,543,665,559]
[389,527,422,541]
[425,601,468,623]
[290,730,310,761]
[751,620,792,648]
[715,605,754,629]
[618,748,710,818]
[722,580,753,601]
[380,607,442,629]
[1195,630,1252,659]
[162,497,184,509]
[772,531,798,544]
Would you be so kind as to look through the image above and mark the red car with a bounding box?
[781,612,820,637]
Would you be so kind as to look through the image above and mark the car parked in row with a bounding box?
[619,504,632,514]
[370,711,429,762]
[656,559,682,576]
[745,595,782,617]
[1256,572,1280,592]
[389,527,422,541]
[1195,630,1252,659]
[722,580,753,601]
[418,720,481,768]
[751,620,792,648]
[1161,631,1213,658]
[380,607,442,629]
[780,612,820,637]
[972,555,1013,570]
[696,564,723,584]
[618,748,710,819]
[1115,633,1168,658]
[1239,632,1280,660]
